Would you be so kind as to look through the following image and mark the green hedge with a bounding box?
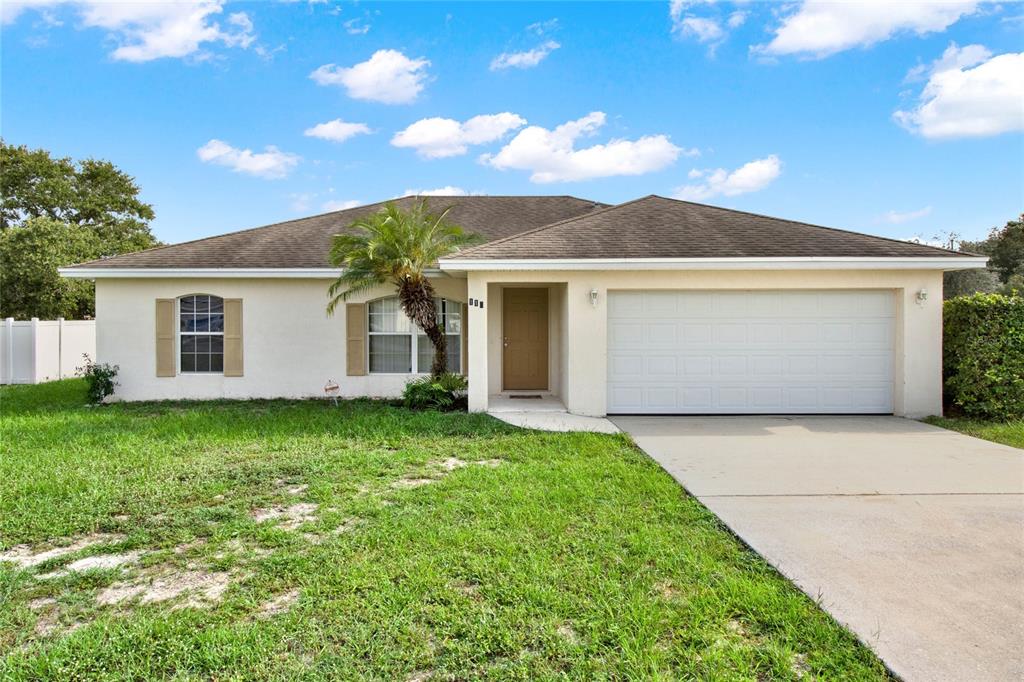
[943,292,1024,420]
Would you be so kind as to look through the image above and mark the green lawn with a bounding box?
[923,416,1024,449]
[1,380,887,680]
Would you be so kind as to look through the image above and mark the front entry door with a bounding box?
[502,288,549,390]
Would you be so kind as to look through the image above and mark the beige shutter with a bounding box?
[155,299,176,377]
[346,302,367,376]
[461,302,468,376]
[223,299,243,377]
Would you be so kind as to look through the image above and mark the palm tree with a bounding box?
[327,200,480,376]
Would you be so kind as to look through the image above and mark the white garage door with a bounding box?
[607,290,894,414]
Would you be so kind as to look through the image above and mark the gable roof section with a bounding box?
[65,195,606,270]
[447,195,975,261]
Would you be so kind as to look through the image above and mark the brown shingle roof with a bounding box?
[66,195,607,269]
[450,195,974,260]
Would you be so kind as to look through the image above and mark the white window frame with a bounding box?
[177,294,225,375]
[366,297,463,375]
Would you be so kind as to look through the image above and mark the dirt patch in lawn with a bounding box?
[391,477,437,489]
[557,622,580,645]
[791,652,811,678]
[256,589,300,619]
[37,551,143,579]
[390,458,505,490]
[97,566,233,609]
[252,503,319,530]
[0,533,125,569]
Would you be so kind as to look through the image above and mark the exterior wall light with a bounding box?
[589,289,599,307]
[916,288,928,305]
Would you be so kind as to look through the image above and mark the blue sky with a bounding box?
[2,1,1022,245]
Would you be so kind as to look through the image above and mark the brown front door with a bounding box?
[502,288,548,390]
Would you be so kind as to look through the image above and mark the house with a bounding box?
[60,195,986,417]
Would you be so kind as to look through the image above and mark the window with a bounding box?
[179,295,224,373]
[367,297,461,374]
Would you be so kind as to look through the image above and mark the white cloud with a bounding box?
[904,42,992,82]
[303,118,372,143]
[526,18,558,36]
[6,1,258,61]
[322,199,362,211]
[677,16,723,43]
[310,49,430,104]
[343,18,369,35]
[674,155,782,201]
[894,44,1024,139]
[481,111,685,183]
[392,113,526,159]
[490,40,560,70]
[755,1,980,59]
[881,206,933,224]
[727,11,747,29]
[196,139,299,179]
[402,186,475,197]
[669,1,741,52]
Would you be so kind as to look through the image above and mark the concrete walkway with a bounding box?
[613,415,1024,682]
[487,395,620,433]
[489,411,620,433]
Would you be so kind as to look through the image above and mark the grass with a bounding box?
[923,415,1024,449]
[1,379,889,680]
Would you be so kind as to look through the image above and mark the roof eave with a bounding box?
[58,267,451,279]
[437,256,990,272]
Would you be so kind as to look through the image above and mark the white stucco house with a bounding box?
[60,195,986,418]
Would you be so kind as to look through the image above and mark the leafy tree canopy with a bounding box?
[944,214,1024,299]
[0,141,159,318]
[0,218,100,319]
[960,214,1023,285]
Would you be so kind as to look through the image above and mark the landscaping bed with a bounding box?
[1,379,887,680]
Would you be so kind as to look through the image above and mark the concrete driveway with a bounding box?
[612,416,1024,682]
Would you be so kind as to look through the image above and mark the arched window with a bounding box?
[367,297,461,374]
[179,295,224,373]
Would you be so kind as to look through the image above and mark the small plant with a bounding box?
[402,372,468,411]
[77,354,119,404]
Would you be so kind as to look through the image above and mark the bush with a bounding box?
[76,354,119,404]
[403,372,468,411]
[943,293,1024,420]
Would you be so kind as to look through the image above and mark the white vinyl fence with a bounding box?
[0,318,97,385]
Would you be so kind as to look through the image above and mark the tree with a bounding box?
[987,215,1024,285]
[942,215,1024,299]
[944,268,999,300]
[0,141,158,318]
[326,201,480,376]
[0,218,101,319]
[960,215,1024,284]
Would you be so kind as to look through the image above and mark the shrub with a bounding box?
[943,293,1024,420]
[403,372,468,411]
[76,354,119,404]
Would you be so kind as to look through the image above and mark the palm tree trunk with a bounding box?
[397,275,447,377]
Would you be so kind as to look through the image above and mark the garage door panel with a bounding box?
[607,290,894,414]
[609,321,643,346]
[646,323,677,345]
[646,356,677,377]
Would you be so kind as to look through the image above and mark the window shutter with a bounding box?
[223,298,243,377]
[155,299,176,377]
[461,302,468,376]
[346,302,366,376]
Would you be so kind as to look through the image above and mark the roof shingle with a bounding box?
[450,195,973,260]
[67,195,606,269]
[68,194,975,270]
